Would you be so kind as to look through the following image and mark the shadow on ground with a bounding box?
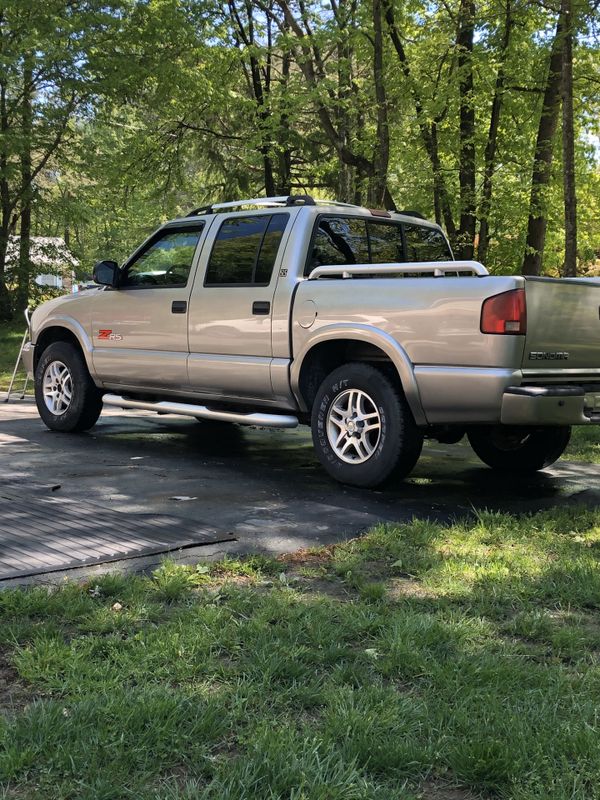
[1,401,599,583]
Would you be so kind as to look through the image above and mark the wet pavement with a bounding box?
[1,398,599,585]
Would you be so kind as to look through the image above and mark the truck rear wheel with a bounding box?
[311,363,423,488]
[467,425,571,472]
[35,341,103,432]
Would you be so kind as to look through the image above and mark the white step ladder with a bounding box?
[3,310,32,402]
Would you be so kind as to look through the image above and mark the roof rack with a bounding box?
[185,196,430,220]
[187,194,317,216]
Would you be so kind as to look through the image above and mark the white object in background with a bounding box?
[35,273,63,288]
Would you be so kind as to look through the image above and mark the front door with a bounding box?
[91,223,206,390]
[187,212,290,401]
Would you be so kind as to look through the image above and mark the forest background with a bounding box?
[0,0,598,321]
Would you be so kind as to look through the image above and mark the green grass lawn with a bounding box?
[566,426,600,464]
[0,319,28,393]
[2,506,600,799]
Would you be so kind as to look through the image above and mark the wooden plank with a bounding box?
[0,491,233,580]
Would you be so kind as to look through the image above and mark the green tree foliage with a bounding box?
[0,0,128,318]
[1,0,598,315]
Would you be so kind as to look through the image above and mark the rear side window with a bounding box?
[367,221,403,263]
[306,215,449,275]
[404,224,450,262]
[255,214,289,284]
[205,213,289,286]
[310,217,369,269]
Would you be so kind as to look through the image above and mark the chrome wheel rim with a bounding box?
[326,388,381,464]
[42,360,73,415]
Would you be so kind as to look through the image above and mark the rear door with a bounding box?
[187,211,291,401]
[91,223,206,389]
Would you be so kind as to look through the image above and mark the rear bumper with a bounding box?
[501,385,600,426]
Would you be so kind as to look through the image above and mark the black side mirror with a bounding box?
[93,260,120,288]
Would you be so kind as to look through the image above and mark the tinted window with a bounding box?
[205,214,288,285]
[255,214,289,284]
[367,221,403,263]
[404,224,450,262]
[307,215,450,275]
[124,227,203,287]
[309,217,368,271]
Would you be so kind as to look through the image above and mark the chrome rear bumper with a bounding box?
[501,385,600,426]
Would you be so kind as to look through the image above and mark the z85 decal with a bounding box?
[97,329,123,341]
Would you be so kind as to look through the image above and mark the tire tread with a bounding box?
[35,341,102,432]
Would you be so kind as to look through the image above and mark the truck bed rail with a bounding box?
[307,260,489,280]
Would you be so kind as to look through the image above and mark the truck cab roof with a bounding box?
[166,195,442,231]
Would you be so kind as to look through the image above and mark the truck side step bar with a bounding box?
[102,394,299,429]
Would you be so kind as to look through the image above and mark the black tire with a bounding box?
[34,341,103,432]
[467,425,571,472]
[311,362,423,488]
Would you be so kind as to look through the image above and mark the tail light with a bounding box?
[481,288,527,335]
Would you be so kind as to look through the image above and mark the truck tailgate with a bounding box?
[523,277,600,372]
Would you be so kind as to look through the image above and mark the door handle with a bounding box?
[171,301,187,314]
[252,301,270,316]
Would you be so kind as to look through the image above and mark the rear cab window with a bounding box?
[306,215,451,275]
[403,224,451,262]
[205,213,289,286]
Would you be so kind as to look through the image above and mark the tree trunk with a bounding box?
[368,0,392,207]
[429,122,455,233]
[229,0,277,196]
[477,0,513,265]
[382,0,456,235]
[250,46,276,196]
[277,42,293,194]
[456,0,476,260]
[16,57,33,313]
[522,13,564,276]
[335,6,355,203]
[561,0,577,277]
[276,0,383,193]
[0,62,11,319]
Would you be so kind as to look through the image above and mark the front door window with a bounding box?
[123,227,204,288]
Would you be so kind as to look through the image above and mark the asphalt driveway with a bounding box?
[1,398,599,585]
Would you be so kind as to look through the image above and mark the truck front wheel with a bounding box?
[34,341,103,432]
[311,363,423,488]
[467,425,571,472]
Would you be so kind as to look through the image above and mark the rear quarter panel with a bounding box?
[293,275,525,368]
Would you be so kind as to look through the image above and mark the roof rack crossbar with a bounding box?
[186,198,433,219]
[187,194,317,216]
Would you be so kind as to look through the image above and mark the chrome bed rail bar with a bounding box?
[308,260,489,280]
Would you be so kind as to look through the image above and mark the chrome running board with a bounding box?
[102,393,298,429]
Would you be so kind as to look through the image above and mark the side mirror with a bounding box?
[93,260,120,288]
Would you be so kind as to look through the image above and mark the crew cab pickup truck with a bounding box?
[23,195,600,487]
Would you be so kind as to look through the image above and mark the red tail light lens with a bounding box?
[481,288,527,335]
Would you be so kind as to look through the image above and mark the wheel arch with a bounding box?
[291,325,426,425]
[33,318,94,377]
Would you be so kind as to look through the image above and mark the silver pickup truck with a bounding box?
[23,195,600,487]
